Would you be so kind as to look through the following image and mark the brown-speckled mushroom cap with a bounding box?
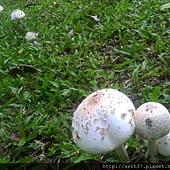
[135,102,170,141]
[72,88,135,154]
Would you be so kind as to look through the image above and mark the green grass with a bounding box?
[0,0,170,168]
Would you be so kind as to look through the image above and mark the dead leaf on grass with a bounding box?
[9,64,41,76]
[9,132,20,141]
[90,15,100,21]
[33,40,42,46]
[68,29,74,38]
[18,49,23,54]
[25,31,38,40]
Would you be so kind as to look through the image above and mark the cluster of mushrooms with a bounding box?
[72,89,170,163]
[0,6,25,20]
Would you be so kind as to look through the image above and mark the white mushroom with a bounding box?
[10,9,25,20]
[0,6,3,12]
[134,102,170,162]
[72,88,136,162]
[157,132,170,156]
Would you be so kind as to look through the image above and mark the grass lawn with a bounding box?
[0,0,170,168]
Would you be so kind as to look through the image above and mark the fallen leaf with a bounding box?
[9,131,30,141]
[34,140,45,149]
[90,15,100,21]
[9,132,20,141]
[9,64,41,76]
[68,29,74,38]
[18,49,23,54]
[25,31,38,40]
[33,40,42,46]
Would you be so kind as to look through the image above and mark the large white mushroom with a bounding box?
[72,88,136,162]
[10,9,25,20]
[134,102,170,162]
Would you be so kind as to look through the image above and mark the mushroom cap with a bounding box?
[157,132,170,156]
[10,9,25,20]
[0,6,3,12]
[72,88,135,154]
[135,102,170,141]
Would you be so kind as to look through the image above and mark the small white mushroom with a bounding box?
[157,132,170,156]
[0,6,3,12]
[10,9,25,20]
[134,102,170,162]
[72,88,136,162]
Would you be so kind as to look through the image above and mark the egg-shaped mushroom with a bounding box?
[135,102,170,140]
[134,102,170,162]
[72,88,135,162]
